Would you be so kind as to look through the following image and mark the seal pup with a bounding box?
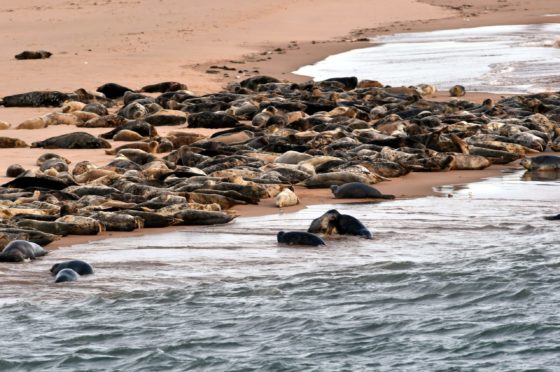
[275,188,299,208]
[331,183,395,199]
[0,240,48,262]
[55,268,79,283]
[277,231,326,246]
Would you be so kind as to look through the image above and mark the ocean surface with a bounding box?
[1,169,560,371]
[294,23,560,94]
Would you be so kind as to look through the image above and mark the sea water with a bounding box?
[1,169,560,371]
[294,24,560,94]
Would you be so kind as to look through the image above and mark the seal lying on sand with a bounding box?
[308,209,372,239]
[331,182,395,199]
[277,231,325,246]
[520,156,560,171]
[32,132,111,149]
[51,260,94,276]
[0,240,48,262]
[55,268,79,283]
[15,50,52,60]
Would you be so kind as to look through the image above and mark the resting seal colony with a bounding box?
[0,75,560,253]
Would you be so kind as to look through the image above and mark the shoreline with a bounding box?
[0,0,559,251]
[47,164,513,250]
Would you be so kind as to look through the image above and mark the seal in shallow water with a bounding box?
[55,268,79,283]
[0,240,48,262]
[308,209,372,239]
[330,182,395,199]
[51,260,94,276]
[520,155,560,171]
[277,231,325,246]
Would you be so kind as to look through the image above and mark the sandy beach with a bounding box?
[1,0,559,249]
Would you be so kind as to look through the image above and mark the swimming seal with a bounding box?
[331,182,395,199]
[277,231,325,246]
[50,260,94,275]
[0,240,48,262]
[55,268,79,283]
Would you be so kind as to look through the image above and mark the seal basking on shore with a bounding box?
[277,231,325,246]
[331,183,395,199]
[31,132,111,149]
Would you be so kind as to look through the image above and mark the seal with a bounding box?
[275,188,299,208]
[0,120,11,129]
[300,172,380,188]
[6,164,25,178]
[31,132,111,149]
[0,137,28,148]
[449,85,466,97]
[55,268,79,283]
[308,209,372,239]
[0,240,48,262]
[96,82,133,99]
[1,91,69,107]
[99,121,158,139]
[331,182,395,199]
[521,155,560,171]
[112,129,146,142]
[16,116,47,129]
[277,231,326,246]
[55,215,104,235]
[140,81,188,93]
[105,141,158,155]
[50,260,94,275]
[15,50,52,60]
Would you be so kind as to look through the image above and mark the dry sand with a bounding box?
[1,0,559,249]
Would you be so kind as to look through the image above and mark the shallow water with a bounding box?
[1,170,560,370]
[294,24,560,94]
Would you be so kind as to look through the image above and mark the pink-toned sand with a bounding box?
[0,0,559,249]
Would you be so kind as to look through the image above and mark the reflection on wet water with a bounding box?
[1,170,560,370]
[520,169,560,181]
[294,24,560,93]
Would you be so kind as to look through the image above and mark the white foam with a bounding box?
[294,23,560,94]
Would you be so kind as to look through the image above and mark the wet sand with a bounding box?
[1,0,559,249]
